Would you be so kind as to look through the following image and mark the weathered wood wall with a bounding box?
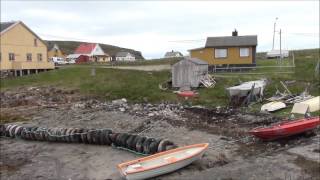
[172,60,208,88]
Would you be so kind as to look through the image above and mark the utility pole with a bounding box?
[280,29,282,63]
[272,17,278,50]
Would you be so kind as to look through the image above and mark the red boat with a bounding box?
[249,116,320,141]
[177,91,198,98]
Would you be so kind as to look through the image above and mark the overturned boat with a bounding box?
[261,101,286,112]
[249,117,320,141]
[117,143,209,180]
[226,79,267,98]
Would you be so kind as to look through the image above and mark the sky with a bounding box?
[1,1,319,59]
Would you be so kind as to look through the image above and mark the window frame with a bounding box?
[26,53,32,61]
[34,39,38,47]
[37,53,43,61]
[9,53,15,61]
[239,47,250,58]
[214,48,228,59]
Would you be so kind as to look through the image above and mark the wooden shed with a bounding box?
[172,58,209,88]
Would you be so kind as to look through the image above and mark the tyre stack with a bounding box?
[0,124,177,155]
[109,132,176,154]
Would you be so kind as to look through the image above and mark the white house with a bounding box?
[115,52,136,61]
[164,50,183,58]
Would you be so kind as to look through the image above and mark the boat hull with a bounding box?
[261,101,286,112]
[249,117,320,141]
[118,143,208,180]
[123,150,205,180]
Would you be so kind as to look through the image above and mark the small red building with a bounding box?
[75,55,90,64]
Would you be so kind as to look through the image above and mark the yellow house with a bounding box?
[0,21,54,76]
[47,43,65,60]
[189,31,257,67]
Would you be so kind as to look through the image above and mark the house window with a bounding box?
[9,53,15,61]
[34,39,37,46]
[37,53,42,61]
[240,48,250,57]
[27,53,32,61]
[214,48,228,58]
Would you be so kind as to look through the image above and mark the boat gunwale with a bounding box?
[249,117,319,133]
[117,143,209,176]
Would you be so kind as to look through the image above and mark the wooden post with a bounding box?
[91,67,96,76]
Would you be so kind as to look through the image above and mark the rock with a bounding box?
[148,113,155,117]
[119,108,126,112]
[112,98,127,106]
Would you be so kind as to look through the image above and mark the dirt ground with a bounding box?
[1,86,319,180]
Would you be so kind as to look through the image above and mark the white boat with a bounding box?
[226,79,267,97]
[261,101,286,112]
[117,143,209,180]
[292,96,320,114]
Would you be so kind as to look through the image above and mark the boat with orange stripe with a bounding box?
[117,143,209,180]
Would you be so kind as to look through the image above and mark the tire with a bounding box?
[136,136,146,153]
[46,128,53,142]
[109,133,119,145]
[21,127,27,140]
[125,135,135,149]
[72,128,80,143]
[81,129,89,144]
[115,133,124,147]
[149,139,162,154]
[158,139,174,152]
[104,130,112,146]
[130,135,139,151]
[0,124,5,136]
[34,127,41,141]
[5,125,12,137]
[9,125,18,138]
[128,135,138,150]
[76,128,84,143]
[14,126,23,138]
[30,127,38,140]
[143,138,155,154]
[86,129,94,144]
[38,128,45,141]
[65,128,73,143]
[120,133,130,148]
[93,130,101,145]
[69,128,76,143]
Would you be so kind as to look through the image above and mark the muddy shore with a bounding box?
[1,86,319,180]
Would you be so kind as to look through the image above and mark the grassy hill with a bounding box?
[1,49,319,114]
[45,40,144,60]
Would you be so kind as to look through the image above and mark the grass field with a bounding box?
[1,49,319,111]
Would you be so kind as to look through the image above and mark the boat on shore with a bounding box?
[261,101,286,112]
[117,143,209,180]
[249,117,320,141]
[226,79,267,98]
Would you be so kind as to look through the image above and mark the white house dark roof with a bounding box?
[205,35,257,47]
[116,52,133,57]
[164,50,183,57]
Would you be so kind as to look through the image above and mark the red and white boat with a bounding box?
[117,143,208,180]
[177,91,198,98]
[249,116,320,141]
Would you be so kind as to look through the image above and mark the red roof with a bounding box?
[74,43,96,54]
